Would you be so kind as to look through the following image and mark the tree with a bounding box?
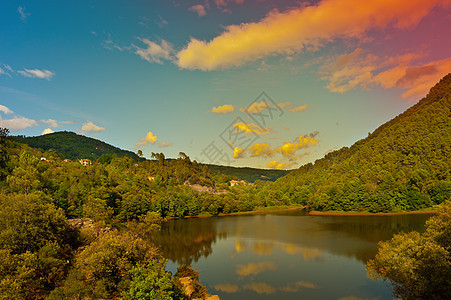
[0,127,10,180]
[137,149,143,163]
[366,201,451,299]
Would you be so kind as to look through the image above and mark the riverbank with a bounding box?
[308,210,437,216]
[167,205,306,220]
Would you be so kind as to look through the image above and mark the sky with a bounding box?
[1,0,451,169]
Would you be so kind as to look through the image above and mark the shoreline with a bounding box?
[308,210,437,216]
[166,206,307,220]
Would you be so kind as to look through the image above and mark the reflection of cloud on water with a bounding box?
[235,240,246,253]
[216,279,318,295]
[280,243,323,261]
[253,241,274,255]
[338,297,377,300]
[214,283,240,293]
[243,282,276,294]
[280,280,317,292]
[236,261,277,276]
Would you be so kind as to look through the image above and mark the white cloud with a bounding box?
[81,121,106,132]
[134,38,174,64]
[0,105,13,114]
[18,6,30,21]
[40,118,60,128]
[17,69,55,80]
[41,128,54,135]
[0,115,37,131]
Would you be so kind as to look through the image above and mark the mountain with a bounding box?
[13,131,139,161]
[274,74,451,212]
[206,164,290,182]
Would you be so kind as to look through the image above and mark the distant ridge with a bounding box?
[13,131,139,161]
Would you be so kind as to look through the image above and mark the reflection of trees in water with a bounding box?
[157,218,226,265]
[316,214,432,262]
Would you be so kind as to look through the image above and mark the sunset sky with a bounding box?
[1,0,451,169]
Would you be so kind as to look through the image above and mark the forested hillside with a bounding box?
[206,164,290,182]
[13,131,139,161]
[273,73,451,212]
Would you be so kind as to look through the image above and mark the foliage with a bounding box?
[13,131,138,161]
[366,201,451,299]
[272,73,451,212]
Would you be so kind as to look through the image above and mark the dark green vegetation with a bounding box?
[206,164,289,182]
[13,131,139,161]
[367,201,451,299]
[272,74,451,212]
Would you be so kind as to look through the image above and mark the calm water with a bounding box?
[158,209,432,300]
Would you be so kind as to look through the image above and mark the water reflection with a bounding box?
[159,210,432,299]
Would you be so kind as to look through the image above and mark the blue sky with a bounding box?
[1,0,451,169]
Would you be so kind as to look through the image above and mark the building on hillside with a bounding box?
[79,159,92,166]
[40,157,47,161]
[64,159,72,162]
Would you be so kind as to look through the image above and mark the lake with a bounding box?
[158,209,432,299]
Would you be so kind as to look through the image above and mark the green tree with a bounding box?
[367,201,451,299]
[0,128,10,180]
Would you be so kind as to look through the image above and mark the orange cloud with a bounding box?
[233,122,271,135]
[189,4,207,17]
[236,262,277,276]
[215,283,239,293]
[158,141,173,148]
[276,135,318,158]
[136,131,157,146]
[176,0,450,70]
[243,282,276,294]
[289,105,309,113]
[210,104,235,114]
[249,142,274,157]
[233,147,245,158]
[267,160,293,170]
[240,101,269,114]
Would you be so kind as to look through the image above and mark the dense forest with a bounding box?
[1,74,451,299]
[271,73,451,212]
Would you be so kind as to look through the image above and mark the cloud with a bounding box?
[40,119,60,128]
[240,101,269,114]
[233,122,271,135]
[0,115,37,131]
[17,69,54,80]
[320,48,451,100]
[0,105,13,114]
[0,64,13,77]
[158,141,173,148]
[267,160,294,170]
[215,283,239,293]
[41,128,54,135]
[280,280,317,292]
[136,131,158,146]
[236,262,277,276]
[60,120,80,124]
[189,4,207,17]
[243,283,276,294]
[210,104,235,114]
[81,121,106,132]
[275,135,318,158]
[18,6,30,21]
[135,38,174,64]
[176,0,450,70]
[233,147,245,158]
[248,142,274,157]
[290,105,309,113]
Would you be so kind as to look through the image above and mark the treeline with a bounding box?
[269,73,451,212]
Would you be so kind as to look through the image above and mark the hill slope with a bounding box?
[275,74,451,212]
[13,131,139,161]
[206,164,290,182]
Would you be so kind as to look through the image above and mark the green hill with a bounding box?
[206,164,290,182]
[274,73,451,212]
[13,131,139,161]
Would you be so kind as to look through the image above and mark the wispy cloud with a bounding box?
[236,262,277,276]
[18,6,30,22]
[176,0,449,70]
[17,69,55,80]
[158,141,173,148]
[233,122,272,135]
[0,105,13,114]
[136,131,158,146]
[210,104,235,114]
[134,38,174,64]
[40,118,60,128]
[189,4,207,17]
[81,121,106,132]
